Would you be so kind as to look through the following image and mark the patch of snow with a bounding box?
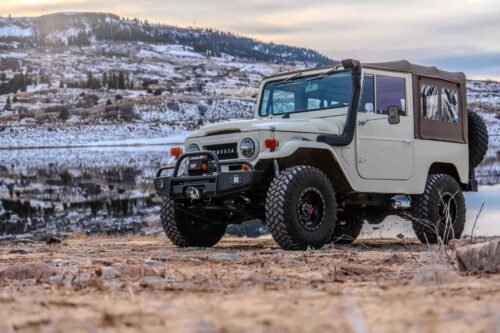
[0,25,33,38]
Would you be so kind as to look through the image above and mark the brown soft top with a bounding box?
[265,60,466,84]
[363,60,466,84]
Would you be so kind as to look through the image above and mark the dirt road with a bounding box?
[1,235,499,333]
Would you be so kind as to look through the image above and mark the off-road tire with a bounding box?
[160,197,226,247]
[468,110,489,168]
[265,166,337,250]
[331,209,364,244]
[410,174,466,244]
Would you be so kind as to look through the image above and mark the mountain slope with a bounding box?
[0,12,335,65]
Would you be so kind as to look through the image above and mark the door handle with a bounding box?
[404,139,414,144]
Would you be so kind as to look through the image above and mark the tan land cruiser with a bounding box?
[154,59,489,250]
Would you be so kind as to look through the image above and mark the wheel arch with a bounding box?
[427,162,464,187]
[263,148,353,193]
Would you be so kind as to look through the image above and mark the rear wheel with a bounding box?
[265,166,336,250]
[331,209,364,244]
[410,174,466,244]
[160,198,226,247]
[468,110,489,168]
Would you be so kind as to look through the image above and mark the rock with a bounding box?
[91,259,114,266]
[21,279,36,286]
[0,263,57,281]
[144,259,164,266]
[193,319,216,333]
[111,263,157,279]
[412,265,461,286]
[11,238,34,244]
[254,248,273,255]
[211,253,243,261]
[139,276,168,289]
[239,271,273,284]
[448,238,473,250]
[100,267,122,279]
[47,275,64,285]
[148,257,168,263]
[279,257,303,266]
[43,236,62,244]
[8,249,29,254]
[310,272,325,282]
[49,259,71,266]
[455,239,500,273]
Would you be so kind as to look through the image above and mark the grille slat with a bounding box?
[204,143,238,160]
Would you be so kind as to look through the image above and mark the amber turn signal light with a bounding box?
[264,138,278,149]
[170,147,183,157]
[242,164,250,171]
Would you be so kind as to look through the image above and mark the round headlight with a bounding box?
[240,138,255,158]
[187,144,200,152]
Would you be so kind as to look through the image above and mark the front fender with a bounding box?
[255,140,354,192]
[257,140,335,159]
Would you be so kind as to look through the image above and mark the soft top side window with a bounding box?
[417,77,464,143]
[419,82,460,123]
[421,84,439,120]
[442,88,459,123]
[376,75,406,116]
[358,74,406,116]
[359,74,374,113]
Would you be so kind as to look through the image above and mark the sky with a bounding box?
[3,0,500,79]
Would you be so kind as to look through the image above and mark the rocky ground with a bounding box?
[1,235,499,333]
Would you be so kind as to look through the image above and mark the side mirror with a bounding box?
[388,106,400,124]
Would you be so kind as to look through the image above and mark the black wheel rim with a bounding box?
[296,187,325,231]
[438,192,457,226]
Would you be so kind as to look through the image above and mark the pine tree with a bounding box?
[111,72,118,89]
[102,72,108,87]
[5,96,12,110]
[20,73,27,92]
[86,72,93,89]
[118,72,125,90]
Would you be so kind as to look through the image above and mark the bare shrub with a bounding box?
[103,104,138,122]
[167,100,180,111]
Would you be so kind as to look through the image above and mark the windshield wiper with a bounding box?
[270,72,302,85]
[306,67,340,82]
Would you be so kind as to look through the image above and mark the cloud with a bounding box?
[3,0,500,78]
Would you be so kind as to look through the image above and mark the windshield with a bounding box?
[259,70,353,117]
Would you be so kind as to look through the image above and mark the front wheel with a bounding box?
[410,174,466,244]
[265,166,337,250]
[160,198,227,247]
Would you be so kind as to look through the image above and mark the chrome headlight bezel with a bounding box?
[187,143,200,152]
[240,138,256,158]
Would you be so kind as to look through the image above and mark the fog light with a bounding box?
[170,147,183,157]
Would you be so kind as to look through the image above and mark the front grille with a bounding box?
[204,143,238,160]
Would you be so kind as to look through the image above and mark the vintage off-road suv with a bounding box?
[154,59,489,250]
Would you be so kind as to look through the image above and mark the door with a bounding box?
[356,72,414,180]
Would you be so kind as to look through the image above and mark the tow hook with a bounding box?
[185,186,202,200]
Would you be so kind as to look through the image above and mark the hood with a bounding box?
[188,118,344,138]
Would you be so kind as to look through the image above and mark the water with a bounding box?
[0,145,171,239]
[0,145,499,239]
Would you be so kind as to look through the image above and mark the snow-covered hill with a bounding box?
[0,12,334,65]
